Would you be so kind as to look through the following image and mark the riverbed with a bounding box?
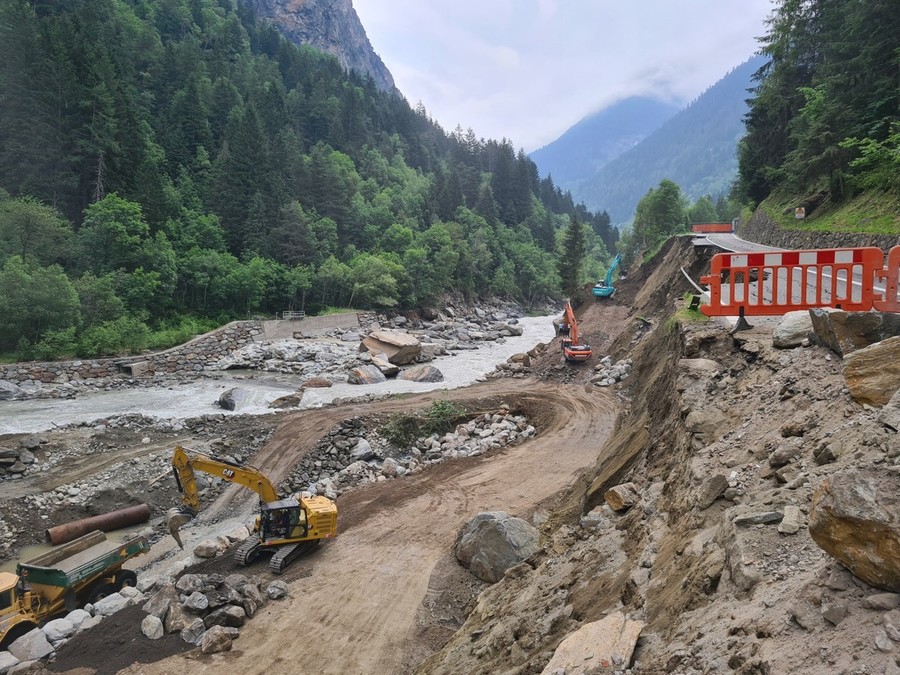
[0,315,557,434]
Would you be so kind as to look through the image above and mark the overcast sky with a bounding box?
[353,0,773,152]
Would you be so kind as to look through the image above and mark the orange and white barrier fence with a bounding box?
[700,246,899,317]
[692,223,734,234]
[874,245,900,312]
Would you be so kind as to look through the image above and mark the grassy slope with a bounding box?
[760,190,900,234]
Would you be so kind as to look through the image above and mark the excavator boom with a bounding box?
[560,301,592,362]
[168,446,280,548]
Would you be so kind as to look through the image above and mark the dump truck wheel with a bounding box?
[115,570,137,590]
[1,621,37,650]
[86,582,116,605]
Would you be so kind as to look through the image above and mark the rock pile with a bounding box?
[490,343,550,378]
[591,356,633,387]
[139,572,288,653]
[0,436,41,477]
[4,587,143,667]
[280,408,536,498]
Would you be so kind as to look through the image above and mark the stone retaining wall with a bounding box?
[740,210,899,252]
[1,321,262,385]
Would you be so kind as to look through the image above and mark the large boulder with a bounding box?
[8,628,54,662]
[396,365,444,383]
[454,512,540,583]
[217,387,250,411]
[540,611,644,675]
[773,310,813,348]
[360,331,422,365]
[843,336,900,406]
[810,308,900,357]
[42,618,76,643]
[808,471,900,592]
[347,365,388,385]
[0,380,25,401]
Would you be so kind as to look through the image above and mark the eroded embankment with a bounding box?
[420,236,899,675]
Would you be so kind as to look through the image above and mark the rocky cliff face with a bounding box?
[241,0,395,92]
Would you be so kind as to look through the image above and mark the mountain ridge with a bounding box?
[530,97,679,190]
[242,0,395,92]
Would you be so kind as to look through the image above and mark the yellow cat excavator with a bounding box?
[166,446,337,574]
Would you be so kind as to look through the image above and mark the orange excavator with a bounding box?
[558,301,592,362]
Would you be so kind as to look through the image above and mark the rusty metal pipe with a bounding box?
[45,504,151,545]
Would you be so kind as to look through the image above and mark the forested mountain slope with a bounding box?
[0,0,615,357]
[576,56,764,224]
[529,97,679,190]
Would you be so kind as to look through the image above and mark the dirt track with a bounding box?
[116,379,618,675]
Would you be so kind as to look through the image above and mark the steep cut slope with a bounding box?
[530,97,679,189]
[242,0,395,92]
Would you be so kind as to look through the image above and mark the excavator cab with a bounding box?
[260,499,307,543]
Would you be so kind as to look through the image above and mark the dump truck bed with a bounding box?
[18,530,149,589]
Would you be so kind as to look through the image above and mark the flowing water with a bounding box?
[0,315,557,435]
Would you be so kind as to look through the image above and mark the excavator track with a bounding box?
[269,540,319,574]
[234,539,261,567]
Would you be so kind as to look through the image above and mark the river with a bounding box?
[0,315,557,434]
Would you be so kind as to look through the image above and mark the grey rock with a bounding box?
[881,388,900,432]
[175,574,205,594]
[180,617,206,645]
[876,631,895,652]
[350,439,376,461]
[183,591,209,612]
[822,603,847,625]
[0,652,20,674]
[141,614,164,640]
[8,629,54,662]
[204,605,246,628]
[454,512,540,583]
[93,592,128,616]
[778,505,804,534]
[788,601,816,630]
[0,380,26,400]
[217,387,250,411]
[143,583,178,621]
[697,474,729,509]
[773,310,814,348]
[266,581,289,600]
[42,618,76,643]
[733,511,783,526]
[64,609,91,630]
[864,594,900,610]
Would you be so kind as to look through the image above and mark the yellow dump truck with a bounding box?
[1,530,149,649]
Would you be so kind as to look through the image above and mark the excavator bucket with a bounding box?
[166,507,194,550]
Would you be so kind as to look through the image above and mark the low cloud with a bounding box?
[354,0,771,151]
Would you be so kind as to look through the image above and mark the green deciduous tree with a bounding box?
[0,256,80,351]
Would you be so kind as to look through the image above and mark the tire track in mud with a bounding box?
[126,379,619,675]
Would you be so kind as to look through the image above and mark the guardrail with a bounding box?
[700,246,896,318]
[691,223,734,234]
